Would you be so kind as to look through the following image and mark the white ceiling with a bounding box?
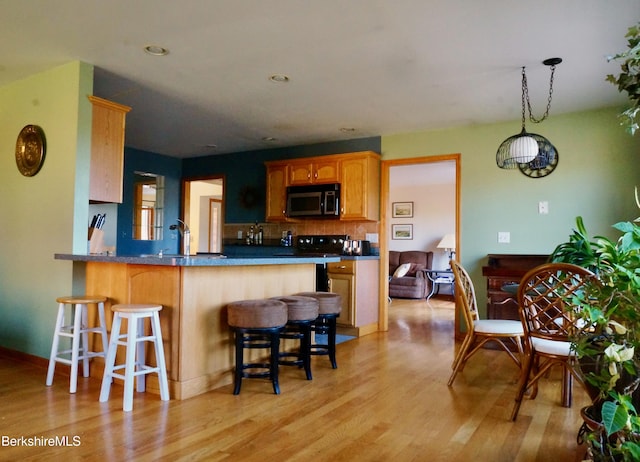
[2,1,638,158]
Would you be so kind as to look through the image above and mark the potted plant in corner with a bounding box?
[550,212,640,461]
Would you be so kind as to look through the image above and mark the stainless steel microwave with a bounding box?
[286,183,340,217]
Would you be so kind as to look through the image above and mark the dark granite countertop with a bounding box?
[54,253,341,267]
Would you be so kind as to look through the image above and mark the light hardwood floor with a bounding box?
[0,297,589,461]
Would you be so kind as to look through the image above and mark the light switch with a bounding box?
[538,201,549,215]
[498,232,510,244]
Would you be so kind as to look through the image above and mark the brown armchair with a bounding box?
[388,250,433,299]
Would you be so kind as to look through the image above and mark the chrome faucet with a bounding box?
[169,219,191,256]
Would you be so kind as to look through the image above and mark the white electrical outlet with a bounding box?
[498,232,510,244]
[365,233,379,243]
[538,201,549,215]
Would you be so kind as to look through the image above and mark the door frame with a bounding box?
[378,154,461,336]
[181,175,225,254]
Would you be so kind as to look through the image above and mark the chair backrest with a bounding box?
[517,262,597,342]
[449,260,479,331]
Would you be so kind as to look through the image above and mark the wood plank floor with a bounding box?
[0,297,590,461]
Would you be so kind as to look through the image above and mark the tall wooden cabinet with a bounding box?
[88,96,131,203]
[265,151,380,222]
[265,162,289,222]
[340,152,380,221]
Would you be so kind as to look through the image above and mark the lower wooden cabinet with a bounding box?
[327,258,379,335]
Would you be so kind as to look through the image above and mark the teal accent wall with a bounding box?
[382,107,640,314]
[183,137,381,223]
[117,147,182,255]
[0,61,93,357]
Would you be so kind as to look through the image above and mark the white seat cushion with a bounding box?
[531,337,574,356]
[474,319,523,335]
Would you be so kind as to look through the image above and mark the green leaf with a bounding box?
[602,400,629,435]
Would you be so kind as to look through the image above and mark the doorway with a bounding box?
[182,177,224,254]
[379,154,461,336]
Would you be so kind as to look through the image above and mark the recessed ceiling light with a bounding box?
[262,137,277,142]
[269,74,290,83]
[144,45,169,56]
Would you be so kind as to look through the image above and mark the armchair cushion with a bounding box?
[389,250,433,299]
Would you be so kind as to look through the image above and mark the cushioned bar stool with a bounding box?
[227,299,288,395]
[99,304,169,412]
[270,295,319,380]
[295,292,342,369]
[46,295,109,393]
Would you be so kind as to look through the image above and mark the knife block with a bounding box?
[88,228,105,254]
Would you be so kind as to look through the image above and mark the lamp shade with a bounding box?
[437,234,456,250]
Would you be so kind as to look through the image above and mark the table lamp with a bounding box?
[437,234,456,260]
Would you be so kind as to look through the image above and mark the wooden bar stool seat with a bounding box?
[227,299,288,395]
[295,292,342,369]
[99,304,169,412]
[270,295,319,380]
[46,295,109,393]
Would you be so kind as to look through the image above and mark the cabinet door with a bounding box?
[340,154,380,221]
[329,272,354,327]
[88,96,130,203]
[289,162,313,185]
[265,164,289,222]
[312,159,339,183]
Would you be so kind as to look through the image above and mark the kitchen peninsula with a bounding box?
[54,253,340,400]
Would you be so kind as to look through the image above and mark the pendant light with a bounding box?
[496,58,562,171]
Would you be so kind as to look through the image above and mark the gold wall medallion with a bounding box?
[15,124,46,177]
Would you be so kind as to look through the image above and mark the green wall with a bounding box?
[382,107,640,312]
[0,62,93,357]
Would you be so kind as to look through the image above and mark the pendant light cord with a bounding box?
[522,64,557,124]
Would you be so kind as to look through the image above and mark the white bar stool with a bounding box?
[99,304,169,412]
[46,295,109,393]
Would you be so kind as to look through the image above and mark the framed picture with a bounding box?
[392,224,413,240]
[392,202,414,218]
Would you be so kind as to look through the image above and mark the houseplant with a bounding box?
[606,22,640,135]
[550,213,640,461]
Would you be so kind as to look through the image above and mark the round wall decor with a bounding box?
[15,124,46,177]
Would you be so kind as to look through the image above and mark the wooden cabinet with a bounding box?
[265,162,289,222]
[288,158,340,185]
[328,258,379,336]
[264,151,380,222]
[340,152,380,221]
[88,95,131,203]
[481,254,548,320]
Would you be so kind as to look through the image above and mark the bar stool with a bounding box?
[295,292,342,369]
[227,299,288,395]
[46,295,109,393]
[99,304,169,412]
[270,295,319,380]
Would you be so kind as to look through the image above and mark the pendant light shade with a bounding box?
[497,129,540,168]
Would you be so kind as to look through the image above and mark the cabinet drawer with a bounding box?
[487,277,521,291]
[327,260,355,274]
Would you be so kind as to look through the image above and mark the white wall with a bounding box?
[389,160,456,271]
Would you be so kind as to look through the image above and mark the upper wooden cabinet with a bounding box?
[265,162,289,222]
[88,95,131,203]
[288,158,340,185]
[339,151,380,221]
[265,151,380,222]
